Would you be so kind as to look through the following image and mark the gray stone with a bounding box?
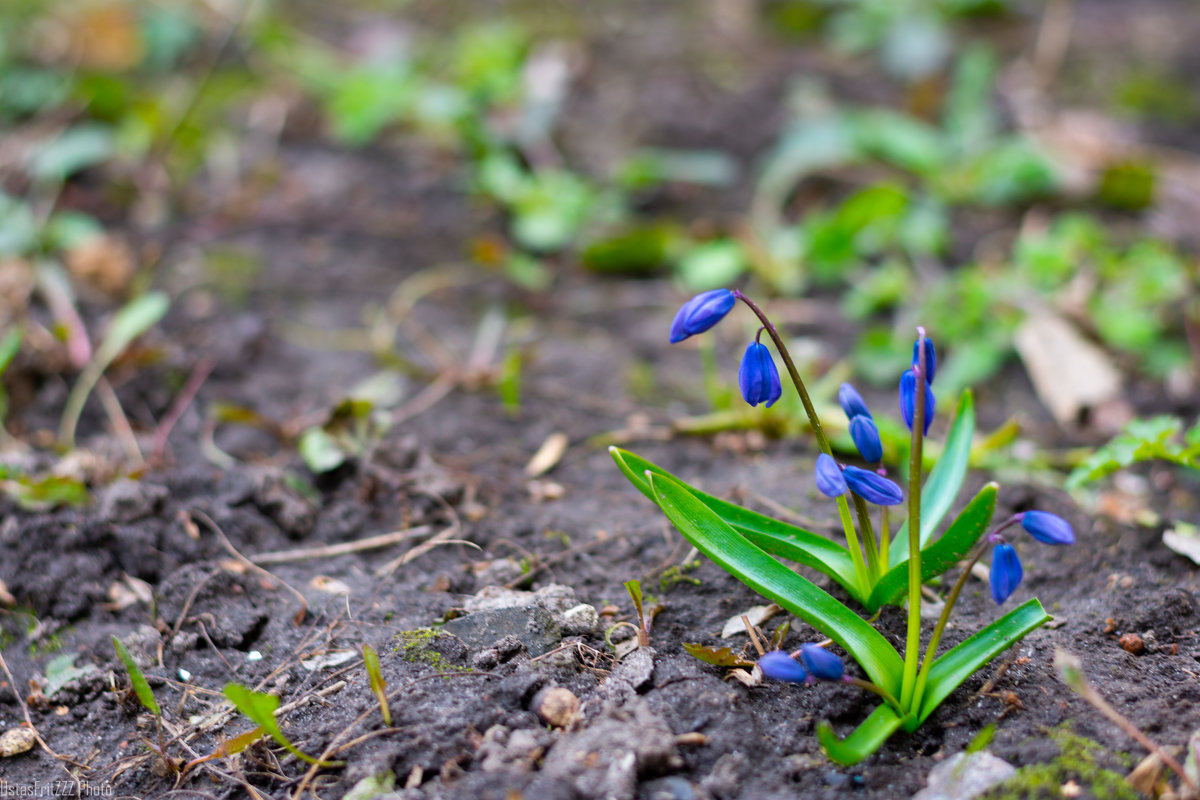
[98,479,167,523]
[446,584,600,658]
[541,699,680,800]
[913,751,1018,800]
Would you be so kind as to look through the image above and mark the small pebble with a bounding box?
[0,727,36,757]
[1118,633,1145,655]
[533,686,580,728]
[247,651,263,662]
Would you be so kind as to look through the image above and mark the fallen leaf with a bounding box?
[720,604,781,638]
[1013,310,1127,430]
[525,432,569,477]
[1164,523,1200,565]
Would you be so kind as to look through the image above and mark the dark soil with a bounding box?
[3,3,1200,799]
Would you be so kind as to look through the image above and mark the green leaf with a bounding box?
[32,125,115,181]
[889,390,976,567]
[59,291,170,448]
[298,427,347,474]
[362,644,391,727]
[3,474,89,511]
[676,239,748,292]
[224,683,339,767]
[816,703,908,766]
[917,598,1050,725]
[0,326,21,376]
[96,291,170,366]
[867,483,997,611]
[1066,415,1191,490]
[644,472,903,694]
[610,448,861,599]
[112,636,160,716]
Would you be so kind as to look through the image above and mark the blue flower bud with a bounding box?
[669,289,736,343]
[843,466,903,506]
[739,341,782,408]
[899,369,936,435]
[838,383,873,421]
[913,338,936,384]
[814,453,847,498]
[758,650,807,683]
[800,643,845,681]
[1019,511,1075,545]
[990,543,1023,604]
[849,416,883,463]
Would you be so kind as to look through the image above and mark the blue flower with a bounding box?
[739,341,782,408]
[814,453,848,498]
[838,383,873,420]
[990,543,1023,604]
[843,466,904,506]
[800,643,845,682]
[669,289,736,343]
[758,650,807,683]
[899,369,936,435]
[1019,511,1075,545]
[849,416,883,463]
[913,338,937,384]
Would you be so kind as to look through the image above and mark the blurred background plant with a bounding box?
[0,0,1197,513]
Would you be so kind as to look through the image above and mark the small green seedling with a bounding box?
[223,683,340,767]
[59,291,170,448]
[112,635,171,772]
[362,644,391,726]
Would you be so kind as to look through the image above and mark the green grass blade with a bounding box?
[224,683,340,767]
[611,447,861,598]
[645,472,902,694]
[917,598,1050,725]
[816,704,907,766]
[866,483,997,611]
[889,390,975,567]
[112,636,160,717]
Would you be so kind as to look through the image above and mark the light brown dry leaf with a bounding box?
[65,3,144,71]
[525,432,569,477]
[1014,310,1128,430]
[720,604,781,639]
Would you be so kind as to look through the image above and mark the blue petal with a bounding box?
[912,338,937,384]
[1020,511,1075,545]
[899,369,936,435]
[849,416,883,463]
[990,543,1023,604]
[738,341,782,408]
[843,466,903,506]
[814,453,848,498]
[758,650,807,683]
[669,289,735,343]
[838,383,872,421]
[800,643,844,681]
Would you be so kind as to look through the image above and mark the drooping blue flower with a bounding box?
[758,650,807,683]
[814,453,847,498]
[912,338,937,384]
[849,415,883,463]
[800,643,845,682]
[1019,511,1075,546]
[669,289,736,343]
[838,383,873,421]
[739,341,782,408]
[899,369,936,435]
[990,543,1023,604]
[843,465,904,506]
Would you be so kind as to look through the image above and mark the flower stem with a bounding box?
[851,493,882,581]
[733,291,871,597]
[879,506,890,569]
[910,540,989,711]
[900,329,929,711]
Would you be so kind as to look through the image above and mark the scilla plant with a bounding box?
[611,288,1074,764]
